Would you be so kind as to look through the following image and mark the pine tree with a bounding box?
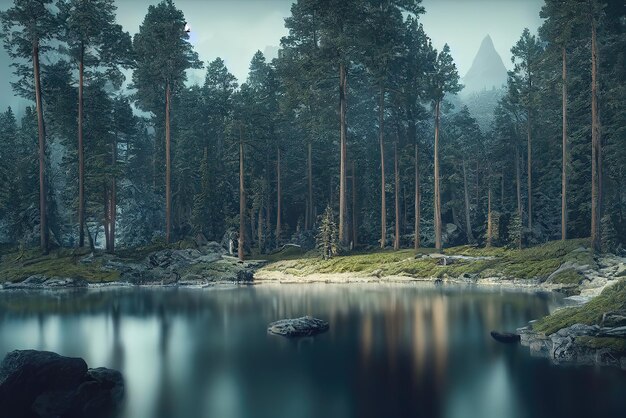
[1,0,60,253]
[132,0,202,244]
[509,28,543,233]
[57,0,132,248]
[316,205,338,259]
[428,44,462,250]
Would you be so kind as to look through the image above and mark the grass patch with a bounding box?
[261,239,593,282]
[549,268,585,285]
[533,279,626,335]
[0,248,119,283]
[576,336,626,353]
[255,245,310,263]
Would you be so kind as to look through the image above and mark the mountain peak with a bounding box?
[462,35,508,96]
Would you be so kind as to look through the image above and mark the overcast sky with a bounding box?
[0,0,543,113]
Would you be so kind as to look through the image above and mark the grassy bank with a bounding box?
[533,279,626,334]
[260,239,594,283]
[0,247,120,283]
[532,279,626,354]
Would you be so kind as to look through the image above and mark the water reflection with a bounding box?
[0,284,625,418]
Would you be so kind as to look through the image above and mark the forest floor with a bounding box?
[256,239,623,295]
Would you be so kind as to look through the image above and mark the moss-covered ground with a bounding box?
[260,239,594,282]
[533,279,626,335]
[0,247,120,283]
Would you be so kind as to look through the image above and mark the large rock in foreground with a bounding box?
[0,350,124,418]
[268,316,329,337]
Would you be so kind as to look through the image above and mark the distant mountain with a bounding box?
[456,35,508,131]
[461,35,508,96]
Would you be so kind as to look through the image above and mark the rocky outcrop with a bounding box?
[519,323,626,370]
[101,242,262,286]
[267,316,329,337]
[2,275,88,290]
[0,350,124,418]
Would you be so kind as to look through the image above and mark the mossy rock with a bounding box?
[533,279,626,335]
[549,268,585,285]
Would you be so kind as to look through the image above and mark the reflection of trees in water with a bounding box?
[154,303,175,418]
[0,284,568,418]
[110,303,125,371]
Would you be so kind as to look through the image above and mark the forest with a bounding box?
[0,0,624,259]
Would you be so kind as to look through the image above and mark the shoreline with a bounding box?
[1,240,624,371]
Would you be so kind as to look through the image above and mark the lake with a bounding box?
[0,284,625,418]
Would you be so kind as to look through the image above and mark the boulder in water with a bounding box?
[268,316,329,337]
[490,331,521,344]
[0,350,124,418]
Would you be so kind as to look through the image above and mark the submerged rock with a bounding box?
[490,331,521,344]
[0,350,124,418]
[268,316,329,337]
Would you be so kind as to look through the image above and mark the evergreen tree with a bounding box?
[1,0,60,253]
[508,28,543,233]
[132,0,202,244]
[57,0,132,248]
[316,205,338,259]
[428,44,461,250]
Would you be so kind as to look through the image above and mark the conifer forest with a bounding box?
[0,1,625,418]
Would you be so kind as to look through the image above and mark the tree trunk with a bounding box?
[276,146,282,243]
[351,160,357,248]
[462,159,474,243]
[165,81,172,244]
[239,127,245,262]
[108,133,117,254]
[257,203,264,252]
[339,62,348,246]
[414,142,420,249]
[434,99,442,250]
[33,41,48,254]
[379,86,386,249]
[527,107,532,231]
[394,139,400,250]
[561,46,568,241]
[403,184,407,235]
[78,43,85,248]
[590,15,601,251]
[500,172,504,209]
[104,188,110,251]
[307,141,313,230]
[515,146,522,219]
[486,185,493,247]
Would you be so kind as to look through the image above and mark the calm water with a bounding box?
[0,284,625,418]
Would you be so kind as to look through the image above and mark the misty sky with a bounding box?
[0,0,543,113]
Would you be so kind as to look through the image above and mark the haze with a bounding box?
[0,0,543,114]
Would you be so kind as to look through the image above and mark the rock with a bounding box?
[437,257,455,266]
[194,233,208,247]
[490,331,521,344]
[600,310,626,328]
[205,241,227,255]
[236,270,254,282]
[3,275,88,290]
[0,350,123,418]
[598,326,626,337]
[268,316,329,337]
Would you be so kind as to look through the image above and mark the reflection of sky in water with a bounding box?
[0,284,625,418]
